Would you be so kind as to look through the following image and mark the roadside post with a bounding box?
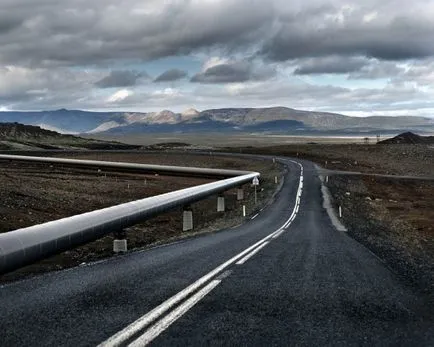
[237,188,244,200]
[252,177,259,204]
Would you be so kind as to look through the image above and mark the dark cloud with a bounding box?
[294,56,368,75]
[0,0,273,67]
[95,70,145,88]
[349,61,404,79]
[154,69,187,82]
[191,62,275,84]
[0,14,23,34]
[0,0,433,115]
[0,0,433,68]
[192,63,250,84]
[261,15,434,62]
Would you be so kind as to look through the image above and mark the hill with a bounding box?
[378,132,434,145]
[0,122,140,150]
[0,107,433,135]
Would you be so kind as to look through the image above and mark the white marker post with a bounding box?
[252,177,259,205]
[242,205,246,217]
[339,205,342,218]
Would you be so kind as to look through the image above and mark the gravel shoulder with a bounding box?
[327,175,434,297]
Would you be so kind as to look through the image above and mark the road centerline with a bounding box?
[236,241,270,265]
[128,280,222,347]
[98,160,304,347]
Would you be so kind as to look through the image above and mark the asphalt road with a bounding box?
[0,158,432,346]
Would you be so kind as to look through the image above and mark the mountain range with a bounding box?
[0,107,433,135]
[0,122,140,150]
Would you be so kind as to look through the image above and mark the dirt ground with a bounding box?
[328,176,434,294]
[0,152,281,282]
[236,143,434,177]
[239,143,434,294]
[83,133,390,148]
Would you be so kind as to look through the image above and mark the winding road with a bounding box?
[0,158,432,346]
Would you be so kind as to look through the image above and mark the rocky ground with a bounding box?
[237,143,434,177]
[0,152,281,282]
[327,176,434,296]
[238,143,434,296]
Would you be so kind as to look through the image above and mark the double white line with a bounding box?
[99,160,304,347]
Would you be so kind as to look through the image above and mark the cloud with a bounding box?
[294,56,368,75]
[1,0,434,116]
[0,65,96,107]
[348,61,404,79]
[0,0,433,69]
[260,2,434,62]
[396,60,434,86]
[154,69,187,82]
[191,61,275,84]
[95,70,146,88]
[107,89,133,103]
[0,0,274,67]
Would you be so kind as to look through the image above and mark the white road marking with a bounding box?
[216,270,233,281]
[272,160,303,239]
[99,160,304,347]
[236,241,270,265]
[272,229,285,239]
[251,213,259,220]
[128,280,221,347]
[98,233,278,347]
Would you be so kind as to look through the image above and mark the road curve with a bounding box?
[0,158,432,346]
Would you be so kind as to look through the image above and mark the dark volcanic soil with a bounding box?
[0,152,280,282]
[238,143,433,177]
[327,175,434,296]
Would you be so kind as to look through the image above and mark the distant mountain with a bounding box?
[378,132,434,145]
[0,109,125,133]
[0,107,433,135]
[0,122,140,150]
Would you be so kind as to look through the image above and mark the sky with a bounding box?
[0,0,434,117]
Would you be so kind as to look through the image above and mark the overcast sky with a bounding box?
[1,0,434,117]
